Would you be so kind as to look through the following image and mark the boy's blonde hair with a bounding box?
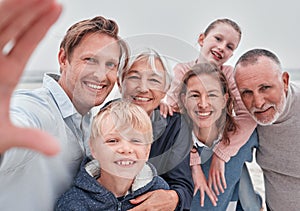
[90,100,153,144]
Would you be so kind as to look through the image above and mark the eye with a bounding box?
[106,61,117,70]
[131,139,143,144]
[208,93,218,98]
[241,90,253,97]
[227,45,234,51]
[84,57,98,64]
[149,78,161,83]
[188,93,199,98]
[127,75,140,80]
[105,138,118,144]
[260,85,271,91]
[215,36,221,42]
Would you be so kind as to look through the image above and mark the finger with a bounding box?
[200,189,205,207]
[0,126,60,155]
[0,0,55,51]
[168,105,173,116]
[216,173,224,194]
[129,191,151,204]
[206,189,218,207]
[212,174,220,195]
[0,0,35,27]
[163,106,168,118]
[221,172,227,189]
[159,104,167,118]
[207,180,218,202]
[9,1,62,66]
[193,187,198,196]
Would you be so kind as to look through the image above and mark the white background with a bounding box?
[25,0,300,74]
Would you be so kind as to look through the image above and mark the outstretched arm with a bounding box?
[0,0,62,155]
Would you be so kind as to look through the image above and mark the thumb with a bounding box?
[193,187,198,196]
[130,191,152,204]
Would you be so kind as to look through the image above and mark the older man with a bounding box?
[234,48,300,211]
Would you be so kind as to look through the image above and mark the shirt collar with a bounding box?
[192,131,222,149]
[43,73,79,118]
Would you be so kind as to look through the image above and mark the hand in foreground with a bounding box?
[208,153,227,195]
[0,0,62,155]
[191,164,218,207]
[128,189,178,211]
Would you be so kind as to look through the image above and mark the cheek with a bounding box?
[224,51,233,60]
[107,70,118,83]
[137,145,151,160]
[241,97,253,109]
[155,90,166,101]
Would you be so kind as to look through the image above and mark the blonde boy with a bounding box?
[56,101,169,210]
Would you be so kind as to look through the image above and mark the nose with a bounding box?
[218,41,226,52]
[93,65,107,79]
[117,140,133,154]
[253,92,265,109]
[197,95,209,108]
[137,79,148,92]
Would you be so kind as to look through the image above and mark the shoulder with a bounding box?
[152,175,170,190]
[10,88,61,127]
[173,61,194,74]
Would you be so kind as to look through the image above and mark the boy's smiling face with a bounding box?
[90,115,151,179]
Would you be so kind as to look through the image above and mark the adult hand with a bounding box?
[128,189,178,211]
[0,0,62,155]
[208,153,227,195]
[191,164,218,207]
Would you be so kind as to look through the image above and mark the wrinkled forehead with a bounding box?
[235,59,281,89]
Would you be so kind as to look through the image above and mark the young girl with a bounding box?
[178,63,258,210]
[161,18,261,209]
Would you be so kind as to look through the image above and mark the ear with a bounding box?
[282,71,290,95]
[58,48,67,73]
[117,78,122,93]
[180,93,186,107]
[198,33,205,47]
[222,93,229,108]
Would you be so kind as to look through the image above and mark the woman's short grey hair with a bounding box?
[118,48,172,91]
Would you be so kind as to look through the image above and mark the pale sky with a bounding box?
[25,0,300,75]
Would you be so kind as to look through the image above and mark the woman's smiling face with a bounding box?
[120,58,167,116]
[182,73,227,129]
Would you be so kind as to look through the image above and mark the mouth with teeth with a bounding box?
[114,159,136,167]
[195,111,212,118]
[132,96,152,103]
[85,82,107,93]
[211,50,223,61]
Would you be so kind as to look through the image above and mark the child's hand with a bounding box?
[159,101,179,117]
[208,153,227,195]
[191,164,218,207]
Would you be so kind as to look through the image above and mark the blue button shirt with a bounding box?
[0,73,93,211]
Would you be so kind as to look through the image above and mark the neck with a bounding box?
[193,125,219,147]
[97,170,133,198]
[58,79,89,115]
[197,55,222,69]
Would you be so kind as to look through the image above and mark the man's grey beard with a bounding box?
[251,91,287,126]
